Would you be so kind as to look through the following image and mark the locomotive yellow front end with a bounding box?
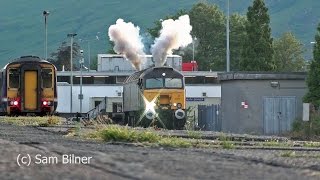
[141,68,186,129]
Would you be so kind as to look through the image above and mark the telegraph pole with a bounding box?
[79,50,84,113]
[67,33,77,113]
[43,10,49,60]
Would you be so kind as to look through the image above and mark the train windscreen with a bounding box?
[145,78,163,89]
[42,69,53,88]
[145,77,183,89]
[8,69,20,88]
[165,78,183,88]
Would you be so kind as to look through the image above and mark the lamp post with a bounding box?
[67,33,77,113]
[87,41,91,71]
[79,50,84,113]
[192,37,197,60]
[79,34,99,71]
[43,10,49,60]
[226,0,230,72]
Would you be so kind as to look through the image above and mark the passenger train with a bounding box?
[0,56,57,115]
[123,66,186,129]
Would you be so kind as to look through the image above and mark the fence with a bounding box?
[198,104,221,131]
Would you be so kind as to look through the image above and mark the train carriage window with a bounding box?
[8,69,20,88]
[42,69,53,88]
[165,78,183,88]
[145,78,163,89]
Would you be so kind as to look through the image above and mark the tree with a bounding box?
[49,41,81,71]
[240,0,274,71]
[147,3,247,71]
[107,41,116,54]
[90,55,98,70]
[304,23,320,107]
[273,32,306,72]
[189,2,226,71]
[147,9,191,63]
[230,14,247,71]
[147,9,188,39]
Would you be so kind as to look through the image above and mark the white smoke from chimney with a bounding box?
[151,15,192,67]
[108,19,145,70]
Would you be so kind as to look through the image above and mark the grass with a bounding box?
[221,140,235,149]
[159,137,192,148]
[303,141,320,148]
[217,133,234,149]
[73,125,320,150]
[280,151,296,157]
[187,130,202,139]
[100,125,160,143]
[260,139,282,147]
[80,125,193,148]
[0,116,61,126]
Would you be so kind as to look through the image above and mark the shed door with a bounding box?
[24,71,38,110]
[263,97,296,134]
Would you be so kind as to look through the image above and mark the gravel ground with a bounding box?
[0,122,319,180]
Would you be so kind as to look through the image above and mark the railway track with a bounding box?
[32,121,320,152]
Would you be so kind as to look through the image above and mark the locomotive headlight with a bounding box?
[145,99,156,112]
[43,101,48,106]
[173,103,177,107]
[142,94,158,120]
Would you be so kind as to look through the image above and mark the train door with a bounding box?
[24,71,38,110]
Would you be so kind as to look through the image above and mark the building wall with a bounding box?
[221,79,307,135]
[186,85,221,120]
[56,84,221,114]
[56,84,123,113]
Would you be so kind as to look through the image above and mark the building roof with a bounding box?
[97,54,182,58]
[218,72,307,81]
[57,70,220,78]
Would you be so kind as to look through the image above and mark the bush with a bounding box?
[290,113,320,140]
[100,125,160,143]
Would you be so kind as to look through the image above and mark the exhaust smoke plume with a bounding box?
[151,15,192,67]
[108,19,145,70]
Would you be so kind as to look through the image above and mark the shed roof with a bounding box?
[218,72,307,81]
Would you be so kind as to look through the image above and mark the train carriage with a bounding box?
[0,56,57,115]
[123,66,186,129]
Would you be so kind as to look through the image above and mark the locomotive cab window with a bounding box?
[8,69,20,88]
[165,78,183,88]
[145,78,163,89]
[42,69,53,88]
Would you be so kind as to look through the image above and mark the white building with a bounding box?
[97,54,182,71]
[56,83,221,116]
[56,54,221,119]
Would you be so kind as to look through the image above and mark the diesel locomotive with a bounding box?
[0,56,57,115]
[123,66,186,129]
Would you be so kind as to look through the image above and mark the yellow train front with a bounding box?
[0,56,57,116]
[123,67,186,129]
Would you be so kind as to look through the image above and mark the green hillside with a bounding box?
[0,0,319,67]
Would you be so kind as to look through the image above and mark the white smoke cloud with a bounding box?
[108,19,145,70]
[151,15,193,67]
